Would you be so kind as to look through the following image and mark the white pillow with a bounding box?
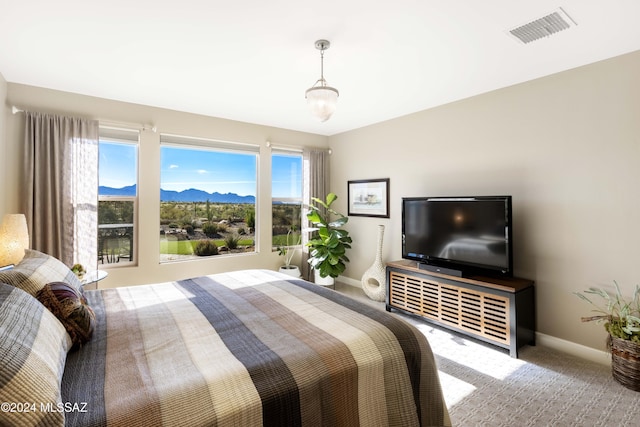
[0,283,72,426]
[0,249,83,297]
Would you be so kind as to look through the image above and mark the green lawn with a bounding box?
[160,238,254,255]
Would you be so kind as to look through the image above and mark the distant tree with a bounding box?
[245,210,255,230]
[98,202,119,223]
[205,199,213,222]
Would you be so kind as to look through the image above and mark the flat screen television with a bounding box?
[402,196,513,277]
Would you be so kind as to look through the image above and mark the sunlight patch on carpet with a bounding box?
[437,371,476,406]
[415,323,526,380]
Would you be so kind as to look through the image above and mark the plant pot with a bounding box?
[314,270,335,287]
[610,335,640,392]
[279,265,301,278]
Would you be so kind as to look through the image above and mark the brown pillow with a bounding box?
[36,282,96,350]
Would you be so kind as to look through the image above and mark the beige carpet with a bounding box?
[334,282,640,427]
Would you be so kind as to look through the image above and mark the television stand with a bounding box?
[417,262,463,277]
[386,259,535,357]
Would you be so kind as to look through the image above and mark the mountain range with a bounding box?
[99,185,255,203]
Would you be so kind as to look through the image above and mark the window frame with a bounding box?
[271,149,303,249]
[98,128,140,268]
[159,134,259,263]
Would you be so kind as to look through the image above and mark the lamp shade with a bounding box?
[305,86,339,122]
[0,214,30,267]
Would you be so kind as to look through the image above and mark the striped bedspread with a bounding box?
[62,270,450,426]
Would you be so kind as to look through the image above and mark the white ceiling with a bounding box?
[1,1,639,136]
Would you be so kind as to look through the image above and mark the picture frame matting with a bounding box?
[347,178,390,218]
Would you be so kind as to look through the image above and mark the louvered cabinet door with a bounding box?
[386,260,535,358]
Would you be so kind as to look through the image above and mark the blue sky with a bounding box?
[161,146,257,196]
[272,153,302,199]
[98,142,137,189]
[99,142,301,198]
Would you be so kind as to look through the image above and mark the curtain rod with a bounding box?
[266,140,332,155]
[11,105,157,132]
[100,121,157,133]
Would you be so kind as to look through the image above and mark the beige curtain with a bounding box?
[23,111,99,269]
[301,148,330,281]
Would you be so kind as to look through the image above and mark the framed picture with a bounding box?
[347,178,390,218]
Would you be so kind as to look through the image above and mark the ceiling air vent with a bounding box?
[508,7,576,44]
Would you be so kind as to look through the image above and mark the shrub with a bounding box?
[194,240,218,256]
[202,222,218,237]
[217,223,228,233]
[225,234,239,250]
[273,225,290,235]
[184,224,194,235]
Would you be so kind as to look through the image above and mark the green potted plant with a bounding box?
[306,192,352,286]
[576,282,640,391]
[277,227,301,278]
[71,263,86,280]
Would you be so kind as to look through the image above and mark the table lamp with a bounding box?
[0,214,30,267]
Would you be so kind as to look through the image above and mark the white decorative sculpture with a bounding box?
[361,224,386,301]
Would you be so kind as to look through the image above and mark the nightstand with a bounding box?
[80,270,108,290]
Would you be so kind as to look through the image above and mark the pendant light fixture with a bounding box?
[305,39,339,122]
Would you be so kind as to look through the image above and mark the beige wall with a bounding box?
[0,72,7,216]
[330,50,640,351]
[3,84,328,287]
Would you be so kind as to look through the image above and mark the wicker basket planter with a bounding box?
[576,283,640,392]
[610,335,640,392]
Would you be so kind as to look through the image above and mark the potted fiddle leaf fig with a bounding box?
[575,282,640,391]
[306,193,352,286]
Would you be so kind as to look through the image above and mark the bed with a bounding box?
[0,250,450,427]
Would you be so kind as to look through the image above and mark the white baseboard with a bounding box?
[337,275,361,288]
[535,332,610,365]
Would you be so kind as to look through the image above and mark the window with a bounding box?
[272,151,303,248]
[160,135,258,262]
[98,128,139,266]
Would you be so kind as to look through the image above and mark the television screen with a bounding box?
[402,196,512,276]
